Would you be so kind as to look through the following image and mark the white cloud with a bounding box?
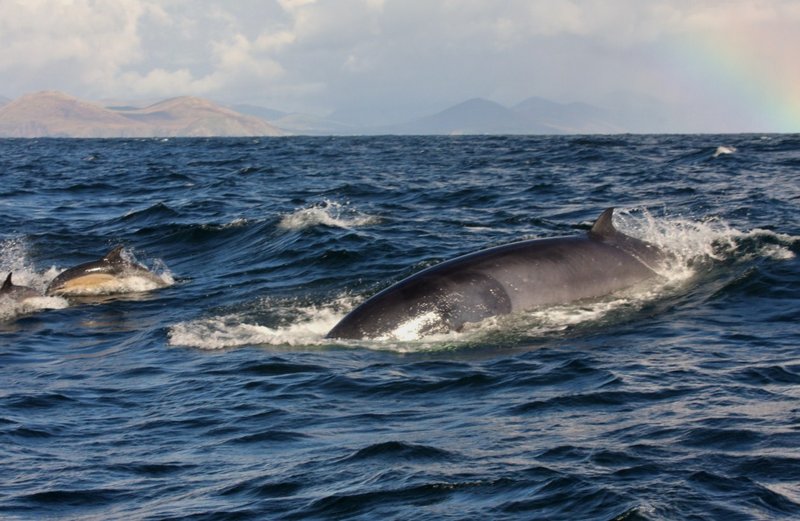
[0,0,798,129]
[0,0,143,69]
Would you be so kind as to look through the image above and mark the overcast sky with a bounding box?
[1,0,799,131]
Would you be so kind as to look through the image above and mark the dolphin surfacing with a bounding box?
[0,273,41,302]
[326,208,664,340]
[46,246,168,297]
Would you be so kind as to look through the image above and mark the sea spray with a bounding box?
[278,200,380,231]
[168,295,356,349]
[0,239,68,319]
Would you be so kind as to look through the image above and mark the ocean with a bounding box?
[1,134,798,520]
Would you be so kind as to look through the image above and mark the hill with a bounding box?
[375,97,623,135]
[0,92,284,137]
[384,98,556,135]
[512,97,624,134]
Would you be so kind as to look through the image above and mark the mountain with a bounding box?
[0,95,10,108]
[0,91,149,137]
[512,97,624,134]
[384,98,556,135]
[232,104,358,135]
[231,104,288,122]
[0,91,284,137]
[268,113,357,135]
[375,97,626,135]
[113,96,283,137]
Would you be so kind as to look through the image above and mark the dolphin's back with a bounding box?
[46,246,165,296]
[0,273,40,301]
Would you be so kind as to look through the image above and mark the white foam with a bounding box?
[614,207,737,269]
[0,295,69,321]
[713,145,737,158]
[382,310,445,342]
[615,208,797,266]
[167,297,353,350]
[278,200,380,231]
[0,237,68,319]
[1,238,53,296]
[167,315,329,349]
[732,228,796,260]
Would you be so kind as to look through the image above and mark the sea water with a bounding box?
[1,135,799,519]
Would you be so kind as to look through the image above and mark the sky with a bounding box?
[1,0,799,132]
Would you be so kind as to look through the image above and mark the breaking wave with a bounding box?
[278,200,380,231]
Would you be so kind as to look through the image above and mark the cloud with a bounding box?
[0,0,291,99]
[0,0,148,90]
[0,0,798,130]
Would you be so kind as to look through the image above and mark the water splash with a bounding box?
[614,207,795,266]
[278,200,380,231]
[0,295,69,321]
[167,296,354,350]
[713,145,737,158]
[0,239,68,319]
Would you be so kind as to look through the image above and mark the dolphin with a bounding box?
[326,208,664,340]
[0,273,41,302]
[46,246,167,297]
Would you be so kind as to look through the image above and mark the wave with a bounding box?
[118,202,181,224]
[167,314,328,350]
[278,200,380,231]
[168,209,797,351]
[167,296,354,349]
[0,295,69,322]
[669,144,740,165]
[713,145,737,158]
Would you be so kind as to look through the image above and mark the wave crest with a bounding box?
[167,297,353,349]
[278,201,379,231]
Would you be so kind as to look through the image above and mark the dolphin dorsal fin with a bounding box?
[2,272,12,290]
[103,246,126,264]
[589,208,617,238]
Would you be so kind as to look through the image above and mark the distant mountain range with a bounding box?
[237,96,636,135]
[0,90,667,137]
[0,91,282,138]
[373,97,626,135]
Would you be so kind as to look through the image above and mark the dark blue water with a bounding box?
[1,135,799,520]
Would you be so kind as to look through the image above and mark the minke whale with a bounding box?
[46,246,167,297]
[326,208,664,340]
[1,273,41,302]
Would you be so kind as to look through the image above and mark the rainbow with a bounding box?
[673,26,800,133]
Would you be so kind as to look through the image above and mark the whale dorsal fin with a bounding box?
[103,246,126,265]
[2,273,12,291]
[589,208,617,238]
